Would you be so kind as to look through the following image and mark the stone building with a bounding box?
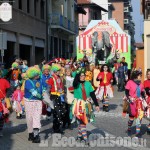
[0,0,47,67]
[48,0,84,59]
[0,0,83,67]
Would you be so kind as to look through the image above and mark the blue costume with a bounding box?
[24,79,43,100]
[41,74,51,91]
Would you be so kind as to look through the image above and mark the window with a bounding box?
[94,12,97,20]
[27,0,30,13]
[54,37,58,57]
[9,0,13,6]
[18,0,22,10]
[34,0,37,16]
[40,0,45,19]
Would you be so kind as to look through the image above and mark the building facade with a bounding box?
[48,0,83,59]
[77,0,108,35]
[0,0,47,67]
[140,0,150,76]
[110,0,135,50]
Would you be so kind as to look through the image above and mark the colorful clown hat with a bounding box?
[12,62,19,69]
[51,64,61,72]
[42,64,51,72]
[26,66,40,79]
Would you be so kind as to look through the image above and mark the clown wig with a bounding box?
[26,67,40,79]
[12,62,19,69]
[51,64,61,72]
[42,64,51,72]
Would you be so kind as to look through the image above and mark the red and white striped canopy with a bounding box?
[78,31,128,53]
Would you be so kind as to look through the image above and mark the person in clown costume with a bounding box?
[95,64,113,112]
[24,66,43,143]
[124,70,146,138]
[0,72,10,137]
[10,62,21,87]
[47,64,66,134]
[70,71,99,143]
[41,64,51,120]
[143,69,150,134]
[12,84,24,119]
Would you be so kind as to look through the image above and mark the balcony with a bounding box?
[49,14,78,35]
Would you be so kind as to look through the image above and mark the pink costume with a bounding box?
[12,89,24,113]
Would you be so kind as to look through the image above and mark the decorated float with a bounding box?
[76,20,131,68]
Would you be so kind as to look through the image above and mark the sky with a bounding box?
[131,0,144,43]
[92,0,144,43]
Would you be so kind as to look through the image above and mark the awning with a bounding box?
[35,38,45,48]
[7,32,16,42]
[19,34,32,45]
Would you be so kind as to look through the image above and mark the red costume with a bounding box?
[97,72,113,86]
[144,80,150,105]
[48,74,64,93]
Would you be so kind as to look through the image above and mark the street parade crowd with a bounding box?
[0,56,150,145]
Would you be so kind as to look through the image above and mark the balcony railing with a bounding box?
[49,13,78,34]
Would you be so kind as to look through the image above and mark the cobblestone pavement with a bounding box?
[0,86,150,150]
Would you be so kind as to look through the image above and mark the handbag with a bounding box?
[66,88,74,104]
[43,91,54,109]
[122,99,129,113]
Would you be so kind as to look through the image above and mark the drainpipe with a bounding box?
[46,0,49,61]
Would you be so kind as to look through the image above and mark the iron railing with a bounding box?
[49,13,78,34]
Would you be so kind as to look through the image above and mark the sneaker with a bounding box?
[126,129,131,136]
[32,135,40,143]
[103,106,106,111]
[132,133,142,139]
[105,106,109,112]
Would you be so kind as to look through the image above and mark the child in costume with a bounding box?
[125,70,146,137]
[47,64,66,134]
[12,85,24,119]
[143,69,150,134]
[93,65,100,89]
[10,62,21,87]
[24,67,43,143]
[41,64,51,120]
[71,71,99,143]
[95,64,113,112]
[85,64,94,83]
[21,73,28,92]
